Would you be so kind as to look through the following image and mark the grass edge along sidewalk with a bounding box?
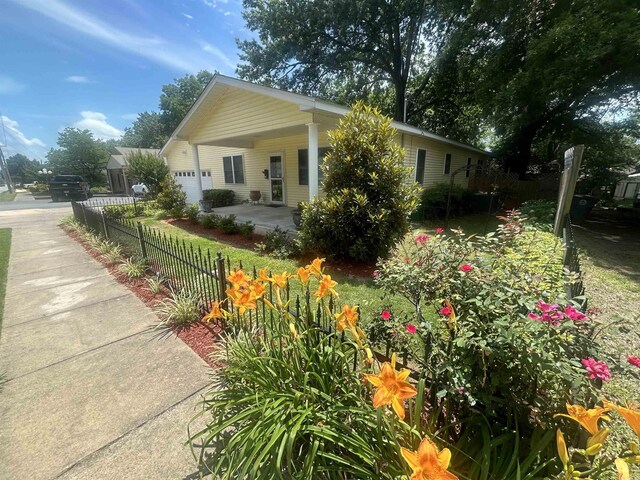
[0,228,11,331]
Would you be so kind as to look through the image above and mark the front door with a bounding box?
[269,153,285,204]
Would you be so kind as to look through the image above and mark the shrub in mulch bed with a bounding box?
[60,224,222,368]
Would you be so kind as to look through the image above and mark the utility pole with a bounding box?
[0,146,15,193]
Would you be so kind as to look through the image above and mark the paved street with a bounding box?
[0,199,211,479]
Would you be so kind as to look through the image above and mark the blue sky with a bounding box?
[0,0,248,162]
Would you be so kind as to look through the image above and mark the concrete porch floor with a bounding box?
[210,204,297,233]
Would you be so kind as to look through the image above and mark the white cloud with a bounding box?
[72,111,123,140]
[11,0,235,73]
[201,42,235,70]
[0,115,47,160]
[203,0,229,8]
[0,75,25,95]
[223,11,232,16]
[65,75,90,83]
[181,12,193,19]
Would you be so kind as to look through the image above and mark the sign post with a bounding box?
[553,145,584,237]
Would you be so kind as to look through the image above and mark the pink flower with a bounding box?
[536,300,559,313]
[373,270,379,277]
[436,228,444,235]
[404,257,410,263]
[380,310,391,321]
[564,305,587,322]
[460,264,474,272]
[528,312,542,322]
[627,355,640,369]
[415,234,430,246]
[440,306,453,316]
[581,358,611,382]
[405,324,417,334]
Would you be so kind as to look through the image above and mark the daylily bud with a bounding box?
[584,442,603,456]
[630,442,639,454]
[289,322,298,339]
[364,347,373,366]
[615,458,630,480]
[587,428,609,450]
[557,429,569,467]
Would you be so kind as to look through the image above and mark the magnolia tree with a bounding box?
[300,101,420,261]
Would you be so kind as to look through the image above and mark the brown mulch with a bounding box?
[61,224,221,368]
[164,219,377,279]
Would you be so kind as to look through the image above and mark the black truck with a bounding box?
[48,175,91,202]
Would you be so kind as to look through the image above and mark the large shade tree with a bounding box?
[46,128,110,186]
[121,112,166,149]
[159,70,214,137]
[5,153,41,185]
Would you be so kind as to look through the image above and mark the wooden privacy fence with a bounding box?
[470,171,560,203]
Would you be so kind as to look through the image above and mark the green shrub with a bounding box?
[153,209,169,220]
[299,101,420,261]
[218,214,240,234]
[237,221,254,237]
[519,199,556,231]
[199,214,220,229]
[124,150,169,195]
[155,175,186,217]
[416,183,472,220]
[254,226,300,258]
[90,186,109,194]
[185,203,200,224]
[202,189,235,207]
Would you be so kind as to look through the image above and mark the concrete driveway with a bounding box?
[0,204,211,479]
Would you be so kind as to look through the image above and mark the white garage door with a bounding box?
[173,170,213,204]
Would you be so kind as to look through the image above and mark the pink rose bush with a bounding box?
[627,355,640,368]
[581,357,611,382]
[528,300,588,326]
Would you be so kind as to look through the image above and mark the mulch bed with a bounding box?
[61,225,222,368]
[164,219,377,279]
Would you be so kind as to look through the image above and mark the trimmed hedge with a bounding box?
[202,189,235,207]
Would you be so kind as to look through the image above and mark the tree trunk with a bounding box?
[506,119,546,178]
[394,81,406,122]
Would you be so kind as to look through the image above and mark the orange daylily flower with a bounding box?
[364,353,417,419]
[270,271,291,289]
[307,257,325,278]
[314,274,338,300]
[554,403,611,435]
[401,437,459,480]
[202,301,228,322]
[227,269,250,287]
[604,400,640,437]
[335,304,365,346]
[232,289,257,315]
[297,266,311,284]
[250,280,266,300]
[257,267,270,282]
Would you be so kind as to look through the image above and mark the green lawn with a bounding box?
[137,217,412,318]
[0,191,17,202]
[0,228,12,330]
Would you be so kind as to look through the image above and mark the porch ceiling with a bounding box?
[196,123,310,149]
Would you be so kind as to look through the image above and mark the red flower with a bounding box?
[405,324,417,334]
[436,228,444,234]
[627,355,640,369]
[564,305,587,322]
[404,257,410,263]
[415,234,430,246]
[581,358,611,382]
[440,306,453,316]
[380,310,391,321]
[460,264,474,272]
[373,270,379,277]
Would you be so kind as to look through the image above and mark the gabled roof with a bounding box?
[160,74,490,156]
[107,147,159,170]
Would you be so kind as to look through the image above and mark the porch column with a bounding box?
[191,144,203,202]
[307,122,319,200]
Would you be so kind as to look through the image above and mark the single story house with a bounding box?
[160,74,490,206]
[106,147,160,194]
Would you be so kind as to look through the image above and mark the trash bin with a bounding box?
[570,195,598,224]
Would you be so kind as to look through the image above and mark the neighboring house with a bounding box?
[613,168,640,200]
[106,147,160,194]
[160,74,490,206]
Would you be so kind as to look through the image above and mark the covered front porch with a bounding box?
[210,204,297,233]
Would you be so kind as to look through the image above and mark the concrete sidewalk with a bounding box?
[0,208,211,479]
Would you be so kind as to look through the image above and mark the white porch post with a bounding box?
[191,143,203,202]
[307,122,319,201]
